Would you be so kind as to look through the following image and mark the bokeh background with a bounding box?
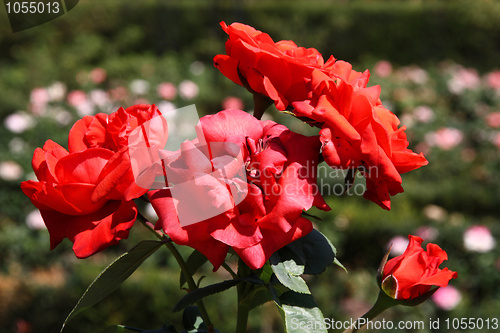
[1,0,500,332]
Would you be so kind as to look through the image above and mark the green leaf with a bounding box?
[182,306,206,332]
[277,292,327,333]
[286,229,337,275]
[173,279,243,312]
[270,249,310,294]
[61,240,163,332]
[180,250,208,289]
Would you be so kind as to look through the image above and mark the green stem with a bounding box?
[342,291,396,333]
[235,258,253,333]
[222,262,238,279]
[137,214,215,333]
[236,293,251,333]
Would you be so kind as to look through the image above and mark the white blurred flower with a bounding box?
[47,82,67,102]
[76,103,95,117]
[157,101,177,115]
[130,79,150,95]
[26,209,46,230]
[447,67,480,94]
[189,61,205,76]
[386,235,409,257]
[0,160,23,181]
[407,66,428,84]
[423,204,448,222]
[9,137,28,155]
[3,111,36,133]
[463,225,496,253]
[53,109,73,126]
[179,80,199,100]
[413,106,435,123]
[400,113,414,128]
[89,89,111,108]
[432,285,462,311]
[398,66,428,84]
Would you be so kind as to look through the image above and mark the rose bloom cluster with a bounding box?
[22,22,430,273]
[21,104,328,269]
[214,22,428,210]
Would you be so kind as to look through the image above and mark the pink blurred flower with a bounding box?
[134,98,150,105]
[109,86,129,101]
[485,70,500,90]
[67,90,88,107]
[374,60,392,78]
[179,80,199,100]
[414,226,439,242]
[30,88,50,115]
[413,106,435,123]
[432,285,462,311]
[90,67,107,84]
[26,209,46,230]
[447,67,480,94]
[222,96,244,110]
[463,225,496,253]
[157,82,177,100]
[486,112,500,128]
[30,87,50,105]
[398,66,428,84]
[425,127,463,150]
[493,132,500,149]
[386,235,409,257]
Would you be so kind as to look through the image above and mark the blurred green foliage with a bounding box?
[1,0,500,332]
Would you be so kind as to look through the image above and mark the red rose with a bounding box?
[381,235,458,300]
[21,104,167,257]
[69,104,166,153]
[214,22,336,110]
[149,109,329,270]
[20,140,138,258]
[215,23,427,210]
[68,104,168,201]
[293,62,428,210]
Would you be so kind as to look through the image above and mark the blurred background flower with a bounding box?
[463,225,496,253]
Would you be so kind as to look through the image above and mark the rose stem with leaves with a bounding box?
[136,213,215,333]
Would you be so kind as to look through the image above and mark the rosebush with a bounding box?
[16,21,457,333]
